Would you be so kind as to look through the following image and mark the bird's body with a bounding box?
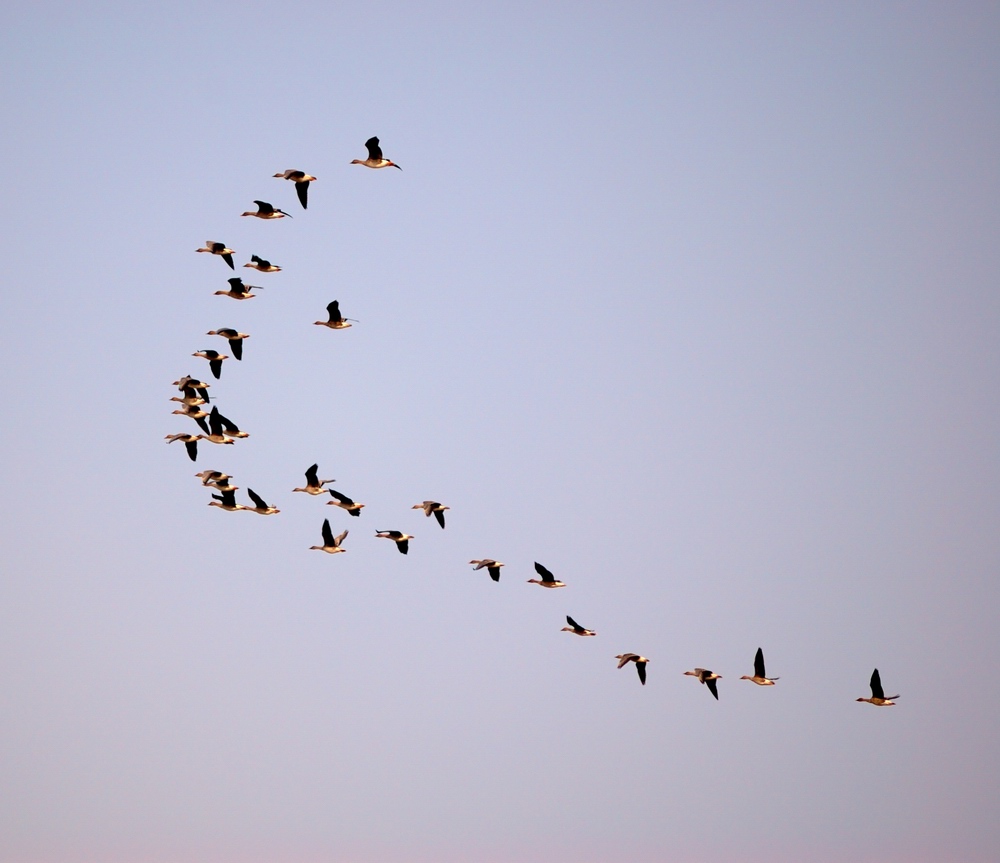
[562,615,596,636]
[527,561,566,588]
[173,376,210,403]
[165,433,201,461]
[206,328,249,361]
[273,169,316,209]
[209,488,243,512]
[245,488,280,515]
[616,653,649,685]
[741,647,779,686]
[293,463,334,495]
[314,300,353,329]
[170,394,206,408]
[196,241,235,270]
[195,470,235,491]
[376,530,412,554]
[244,254,281,273]
[215,410,248,439]
[241,200,291,219]
[172,403,210,434]
[192,349,228,380]
[327,488,364,516]
[469,559,504,582]
[214,278,261,300]
[202,407,236,445]
[351,136,401,170]
[857,668,899,706]
[413,500,449,528]
[684,668,722,700]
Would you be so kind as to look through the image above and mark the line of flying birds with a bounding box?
[165,137,899,708]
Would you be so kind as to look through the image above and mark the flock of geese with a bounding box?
[166,137,899,708]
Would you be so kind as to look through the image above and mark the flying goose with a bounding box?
[194,470,235,490]
[311,519,348,553]
[171,403,210,434]
[206,328,249,361]
[469,559,504,582]
[413,500,449,528]
[314,300,354,329]
[327,488,365,516]
[215,410,249,439]
[293,463,334,495]
[616,654,649,685]
[172,376,210,403]
[857,668,899,706]
[351,136,401,170]
[165,433,202,461]
[376,530,412,554]
[241,200,292,219]
[245,488,280,515]
[214,277,261,300]
[192,349,228,380]
[740,647,779,686]
[273,169,316,208]
[196,241,235,270]
[170,394,206,408]
[244,254,281,273]
[202,407,236,446]
[527,562,566,588]
[684,668,722,700]
[562,616,596,636]
[208,487,243,512]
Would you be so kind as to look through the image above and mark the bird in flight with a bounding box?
[562,616,596,636]
[241,200,292,219]
[273,169,316,209]
[740,647,779,686]
[469,559,504,582]
[856,668,899,706]
[527,561,566,588]
[684,668,722,700]
[616,653,649,685]
[351,136,401,170]
[196,241,235,270]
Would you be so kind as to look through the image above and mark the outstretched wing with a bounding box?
[433,509,446,529]
[295,180,309,209]
[305,463,320,486]
[534,561,556,582]
[754,647,766,679]
[329,489,354,505]
[636,662,647,686]
[321,518,334,546]
[247,488,267,510]
[397,539,409,555]
[365,137,383,160]
[327,301,343,323]
[870,668,885,700]
[706,678,719,700]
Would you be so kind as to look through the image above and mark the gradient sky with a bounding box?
[2,2,999,861]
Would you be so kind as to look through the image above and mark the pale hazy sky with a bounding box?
[1,2,998,862]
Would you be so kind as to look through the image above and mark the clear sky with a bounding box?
[1,2,998,861]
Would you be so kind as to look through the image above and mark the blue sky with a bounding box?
[1,2,998,861]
